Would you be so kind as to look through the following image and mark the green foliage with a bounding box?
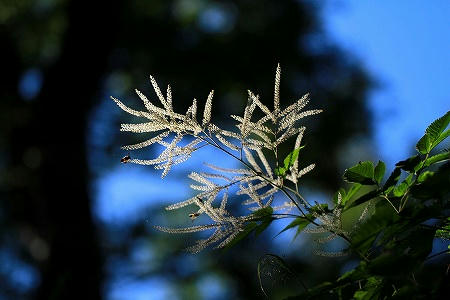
[395,155,422,172]
[275,146,304,176]
[333,184,362,207]
[416,111,450,154]
[213,110,450,298]
[223,222,258,250]
[383,167,402,194]
[224,207,274,250]
[343,161,376,185]
[435,217,450,241]
[373,160,386,185]
[283,110,450,299]
[423,150,450,167]
[276,215,313,240]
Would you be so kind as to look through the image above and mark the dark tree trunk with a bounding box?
[26,1,119,299]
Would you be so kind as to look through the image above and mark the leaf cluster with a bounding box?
[283,111,450,299]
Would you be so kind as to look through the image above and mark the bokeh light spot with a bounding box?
[18,68,43,101]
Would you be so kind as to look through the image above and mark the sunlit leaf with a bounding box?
[351,202,398,254]
[333,188,346,204]
[382,167,401,194]
[417,171,434,183]
[309,203,329,214]
[373,161,386,185]
[255,218,274,236]
[416,111,450,154]
[275,146,304,176]
[283,147,303,169]
[353,276,383,300]
[392,174,413,197]
[423,151,450,168]
[252,206,274,219]
[333,184,362,207]
[343,161,375,185]
[395,155,421,172]
[410,162,450,199]
[431,129,450,149]
[416,134,431,155]
[253,207,275,236]
[344,183,362,205]
[224,208,274,250]
[276,215,312,239]
[223,222,257,250]
[345,189,379,209]
[435,217,450,240]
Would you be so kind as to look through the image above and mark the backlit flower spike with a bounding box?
[166,84,172,112]
[202,90,214,126]
[113,65,324,252]
[274,63,281,114]
[111,96,150,118]
[149,75,170,110]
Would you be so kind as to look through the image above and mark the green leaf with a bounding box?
[423,151,450,168]
[333,188,346,204]
[274,167,286,176]
[416,134,431,155]
[252,206,273,219]
[395,155,421,172]
[426,111,450,143]
[333,184,362,206]
[224,207,274,249]
[435,217,450,240]
[416,111,450,154]
[343,161,376,185]
[276,146,305,176]
[431,129,450,149]
[276,216,312,238]
[374,161,386,185]
[410,162,450,199]
[352,202,398,254]
[345,190,379,209]
[392,182,407,197]
[345,183,362,204]
[404,173,413,184]
[383,167,401,194]
[252,206,274,236]
[417,171,434,183]
[337,262,368,282]
[368,227,435,276]
[283,147,303,169]
[392,174,413,197]
[353,277,383,300]
[255,218,274,236]
[223,222,257,250]
[309,203,329,214]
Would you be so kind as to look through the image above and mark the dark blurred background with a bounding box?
[0,0,448,299]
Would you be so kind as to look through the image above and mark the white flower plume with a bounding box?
[112,64,323,252]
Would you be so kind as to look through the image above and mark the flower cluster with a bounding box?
[112,65,323,252]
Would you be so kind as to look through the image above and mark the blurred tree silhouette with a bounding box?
[0,0,372,299]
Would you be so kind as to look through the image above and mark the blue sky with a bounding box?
[323,0,450,167]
